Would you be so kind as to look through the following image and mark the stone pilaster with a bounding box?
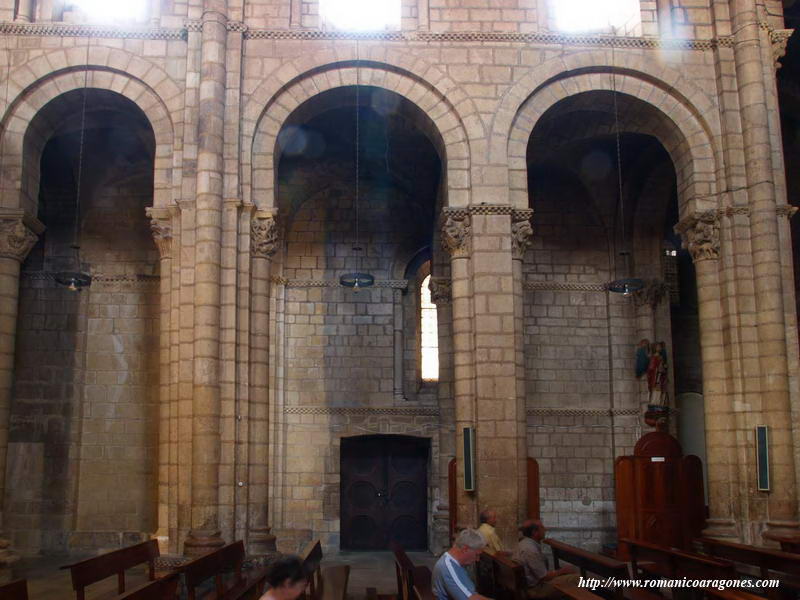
[146,207,173,551]
[248,211,278,557]
[441,209,477,530]
[676,211,739,539]
[730,0,799,541]
[511,209,532,527]
[442,205,528,546]
[0,212,42,575]
[185,0,229,556]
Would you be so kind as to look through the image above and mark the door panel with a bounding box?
[341,436,429,550]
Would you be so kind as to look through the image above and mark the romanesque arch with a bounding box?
[0,60,177,212]
[493,52,719,216]
[244,59,476,210]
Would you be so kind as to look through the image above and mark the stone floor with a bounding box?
[10,550,438,599]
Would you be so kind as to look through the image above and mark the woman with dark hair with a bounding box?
[259,555,308,600]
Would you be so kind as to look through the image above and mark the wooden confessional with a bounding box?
[615,431,705,556]
[447,457,539,541]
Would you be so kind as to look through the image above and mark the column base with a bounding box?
[248,526,278,557]
[0,537,19,584]
[762,520,800,545]
[183,530,225,557]
[702,518,740,541]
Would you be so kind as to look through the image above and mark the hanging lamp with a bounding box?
[55,40,92,292]
[339,53,374,291]
[606,41,643,298]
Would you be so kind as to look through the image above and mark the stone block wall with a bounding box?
[272,409,441,551]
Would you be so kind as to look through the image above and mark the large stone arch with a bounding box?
[1,60,178,212]
[492,52,720,215]
[244,59,476,210]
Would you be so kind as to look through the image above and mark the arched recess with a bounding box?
[500,68,719,217]
[6,83,161,554]
[0,66,176,213]
[246,61,474,211]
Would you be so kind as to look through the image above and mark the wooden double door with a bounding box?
[340,435,429,551]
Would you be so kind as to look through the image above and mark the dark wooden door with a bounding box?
[340,435,429,551]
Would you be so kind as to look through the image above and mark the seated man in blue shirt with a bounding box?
[433,529,493,600]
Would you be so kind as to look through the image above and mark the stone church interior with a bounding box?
[0,0,799,597]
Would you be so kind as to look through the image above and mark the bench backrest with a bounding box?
[117,573,180,600]
[183,541,245,600]
[62,539,160,600]
[300,539,324,600]
[476,551,496,597]
[0,580,28,600]
[670,548,736,579]
[492,553,527,600]
[621,538,676,577]
[698,537,800,578]
[545,539,629,579]
[391,542,417,600]
[411,566,435,600]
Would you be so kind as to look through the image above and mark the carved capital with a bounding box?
[632,279,669,308]
[251,212,278,258]
[674,210,720,262]
[0,217,39,262]
[428,277,452,305]
[777,204,799,219]
[511,209,534,260]
[146,208,173,260]
[441,210,471,257]
[771,29,793,69]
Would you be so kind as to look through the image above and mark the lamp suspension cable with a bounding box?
[55,38,93,291]
[339,42,374,290]
[607,31,643,297]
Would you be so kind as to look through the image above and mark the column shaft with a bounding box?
[186,0,228,555]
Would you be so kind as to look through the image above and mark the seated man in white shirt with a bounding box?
[513,519,579,599]
[432,529,493,600]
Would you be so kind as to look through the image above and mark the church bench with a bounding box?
[623,538,735,580]
[476,550,526,600]
[545,539,660,600]
[61,539,161,600]
[114,573,180,600]
[696,537,800,600]
[552,581,606,600]
[391,542,418,600]
[492,552,528,600]
[0,579,27,600]
[705,588,775,600]
[183,540,268,600]
[411,566,435,600]
[300,539,323,600]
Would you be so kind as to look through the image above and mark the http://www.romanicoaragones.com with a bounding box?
[578,577,781,592]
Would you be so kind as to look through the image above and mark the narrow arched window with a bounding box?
[420,274,439,382]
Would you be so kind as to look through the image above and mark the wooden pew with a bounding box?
[705,589,774,600]
[623,538,736,581]
[61,539,161,600]
[697,537,800,599]
[545,538,661,600]
[0,580,27,600]
[546,539,629,599]
[183,540,268,600]
[552,581,606,600]
[411,566,435,600]
[115,573,180,600]
[491,552,527,600]
[300,539,323,600]
[391,542,418,600]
